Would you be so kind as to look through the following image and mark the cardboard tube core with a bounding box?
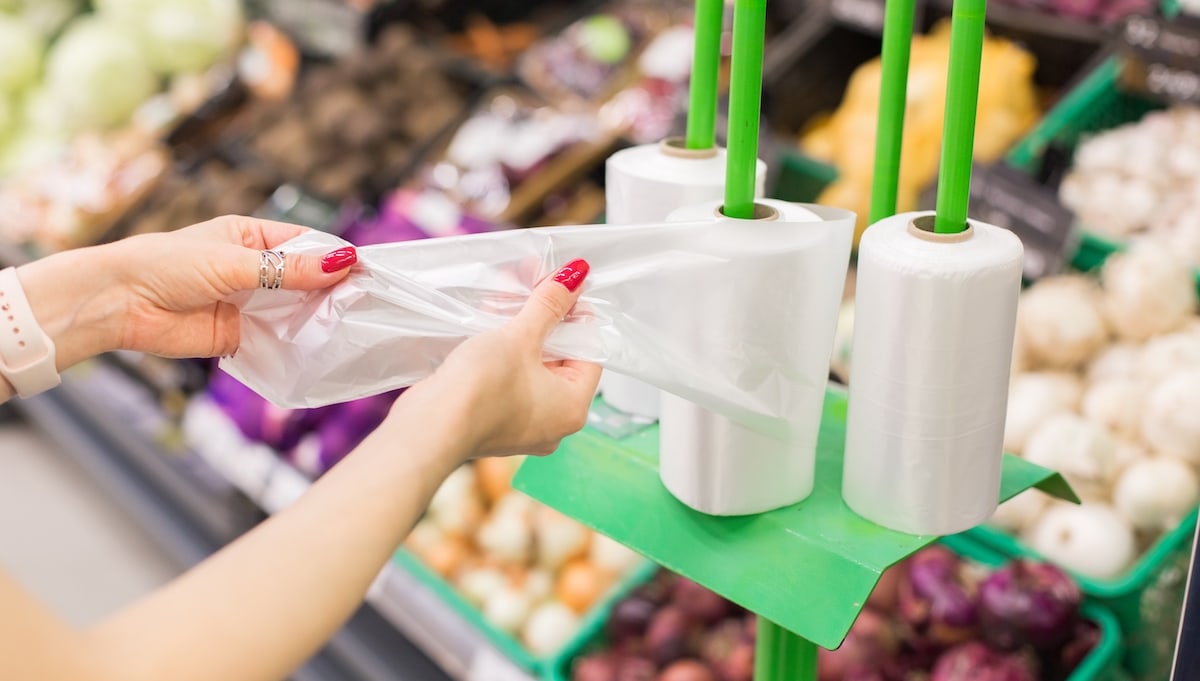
[661,136,719,159]
[909,215,975,243]
[717,203,780,221]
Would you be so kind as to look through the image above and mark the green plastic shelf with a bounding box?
[513,388,1075,651]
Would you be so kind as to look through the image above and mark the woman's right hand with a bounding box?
[397,259,601,459]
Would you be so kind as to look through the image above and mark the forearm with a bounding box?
[83,388,467,681]
[0,245,124,404]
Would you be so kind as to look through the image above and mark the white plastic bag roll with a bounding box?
[659,199,851,515]
[842,211,1024,535]
[599,140,766,420]
[221,203,856,439]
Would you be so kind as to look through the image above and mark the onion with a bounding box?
[535,506,591,570]
[476,456,521,503]
[671,578,732,625]
[523,601,580,656]
[556,558,612,613]
[977,560,1081,652]
[1141,370,1200,464]
[1086,342,1142,383]
[607,593,657,644]
[422,534,471,579]
[646,606,691,666]
[867,563,903,612]
[1137,332,1200,384]
[572,653,619,681]
[659,660,716,681]
[1024,503,1136,580]
[1022,413,1118,501]
[428,467,484,536]
[1112,457,1200,531]
[817,609,899,681]
[1101,242,1197,341]
[897,546,978,649]
[1080,379,1146,441]
[483,584,535,634]
[456,567,508,608]
[988,490,1047,533]
[1003,373,1083,454]
[590,533,645,575]
[930,642,1037,681]
[615,656,656,681]
[476,505,533,565]
[1016,277,1109,369]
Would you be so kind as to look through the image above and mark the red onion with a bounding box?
[573,653,619,681]
[646,606,690,666]
[931,642,1037,681]
[978,560,1081,652]
[716,641,754,681]
[615,656,657,681]
[659,660,717,681]
[1053,621,1101,678]
[608,594,658,644]
[868,564,904,612]
[672,578,732,624]
[818,610,900,681]
[897,547,979,650]
[699,619,743,671]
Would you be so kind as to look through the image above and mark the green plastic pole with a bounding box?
[754,615,818,681]
[724,0,766,219]
[933,0,987,234]
[868,0,917,224]
[686,0,724,150]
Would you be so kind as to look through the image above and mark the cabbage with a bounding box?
[0,16,44,94]
[4,0,85,37]
[95,0,244,75]
[44,16,158,130]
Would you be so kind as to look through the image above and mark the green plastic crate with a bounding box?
[965,512,1194,680]
[545,535,1126,681]
[391,548,658,675]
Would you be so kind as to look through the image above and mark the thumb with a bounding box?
[231,244,358,292]
[513,259,590,341]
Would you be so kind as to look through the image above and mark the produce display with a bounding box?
[830,244,1200,582]
[800,20,1040,242]
[405,459,646,657]
[0,0,244,179]
[1059,106,1200,268]
[565,546,1100,681]
[233,25,468,202]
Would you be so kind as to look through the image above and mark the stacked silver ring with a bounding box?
[259,250,285,289]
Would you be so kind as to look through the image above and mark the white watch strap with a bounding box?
[0,267,61,398]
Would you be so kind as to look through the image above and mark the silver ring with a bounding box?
[259,250,285,290]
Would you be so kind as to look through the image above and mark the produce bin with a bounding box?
[391,548,658,675]
[964,513,1194,680]
[546,536,1127,681]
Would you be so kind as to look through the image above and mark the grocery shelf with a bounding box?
[184,397,538,681]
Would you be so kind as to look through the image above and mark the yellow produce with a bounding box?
[800,20,1039,244]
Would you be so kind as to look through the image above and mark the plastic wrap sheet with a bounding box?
[222,201,855,439]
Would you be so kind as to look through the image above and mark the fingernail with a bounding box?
[321,247,357,273]
[552,259,589,292]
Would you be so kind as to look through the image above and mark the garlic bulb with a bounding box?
[1141,369,1200,464]
[1101,242,1196,341]
[1016,277,1109,368]
[1024,503,1136,580]
[1004,372,1084,454]
[1113,457,1200,531]
[1023,413,1118,501]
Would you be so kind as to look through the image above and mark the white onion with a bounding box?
[457,567,508,608]
[522,602,580,656]
[1113,457,1200,531]
[588,533,644,576]
[1004,373,1084,454]
[483,585,534,634]
[1136,332,1200,384]
[1024,413,1118,501]
[1016,277,1109,368]
[988,489,1047,533]
[476,507,533,565]
[1080,379,1146,440]
[1101,242,1197,341]
[1024,503,1136,580]
[1085,342,1142,383]
[534,506,591,571]
[1141,370,1200,464]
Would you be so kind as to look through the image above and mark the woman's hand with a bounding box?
[394,259,601,460]
[15,215,356,367]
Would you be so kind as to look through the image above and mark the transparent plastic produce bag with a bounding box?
[221,201,855,439]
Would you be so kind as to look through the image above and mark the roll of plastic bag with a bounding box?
[842,212,1023,535]
[221,201,855,439]
[659,201,847,515]
[600,140,766,421]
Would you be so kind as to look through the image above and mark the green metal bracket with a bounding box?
[513,388,1074,653]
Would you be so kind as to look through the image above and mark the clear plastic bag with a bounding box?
[221,201,855,438]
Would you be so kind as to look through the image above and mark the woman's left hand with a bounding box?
[15,215,357,368]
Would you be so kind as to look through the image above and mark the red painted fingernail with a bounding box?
[552,259,589,293]
[321,247,357,273]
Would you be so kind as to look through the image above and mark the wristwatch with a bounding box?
[0,267,61,398]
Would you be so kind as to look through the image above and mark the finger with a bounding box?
[228,243,358,292]
[197,215,311,249]
[512,259,590,343]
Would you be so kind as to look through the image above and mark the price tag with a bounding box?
[1117,13,1200,105]
[918,163,1077,281]
[830,0,886,34]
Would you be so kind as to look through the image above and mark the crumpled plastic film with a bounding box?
[221,201,855,439]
